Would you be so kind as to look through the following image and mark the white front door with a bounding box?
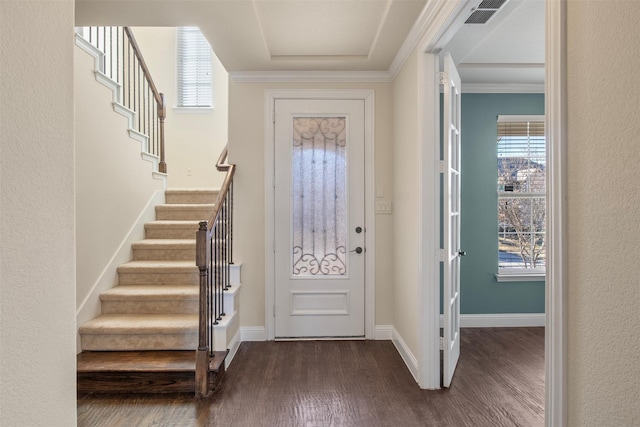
[442,53,462,387]
[274,99,366,339]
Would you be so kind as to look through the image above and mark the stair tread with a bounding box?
[77,350,227,373]
[118,260,197,271]
[79,314,198,334]
[132,239,196,247]
[156,204,215,208]
[146,220,202,226]
[165,188,219,194]
[101,285,198,300]
[78,350,196,372]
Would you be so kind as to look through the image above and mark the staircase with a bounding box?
[77,189,241,394]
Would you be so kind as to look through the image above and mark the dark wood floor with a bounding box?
[77,327,544,427]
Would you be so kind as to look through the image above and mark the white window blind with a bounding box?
[177,27,212,108]
[497,115,546,276]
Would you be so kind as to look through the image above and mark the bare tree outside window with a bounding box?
[497,117,545,272]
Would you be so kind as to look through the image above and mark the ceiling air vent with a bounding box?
[464,0,508,24]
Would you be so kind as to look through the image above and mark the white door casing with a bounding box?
[442,53,462,387]
[274,99,365,338]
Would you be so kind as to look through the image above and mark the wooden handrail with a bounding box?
[216,145,230,172]
[206,164,235,232]
[123,27,163,106]
[124,27,167,174]
[79,26,167,174]
[195,144,236,397]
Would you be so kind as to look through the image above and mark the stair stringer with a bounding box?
[74,33,167,184]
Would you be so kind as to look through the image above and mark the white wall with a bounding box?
[391,49,420,357]
[0,1,77,425]
[566,1,640,425]
[228,80,395,329]
[75,42,165,341]
[130,27,229,189]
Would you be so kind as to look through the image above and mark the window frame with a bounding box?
[176,26,213,110]
[496,114,546,282]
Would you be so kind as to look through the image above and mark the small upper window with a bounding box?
[497,115,546,281]
[177,27,212,108]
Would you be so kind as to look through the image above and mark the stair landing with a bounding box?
[77,350,227,394]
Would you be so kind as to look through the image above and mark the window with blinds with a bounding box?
[177,27,212,108]
[497,115,546,276]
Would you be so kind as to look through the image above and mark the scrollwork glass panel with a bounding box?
[292,117,347,276]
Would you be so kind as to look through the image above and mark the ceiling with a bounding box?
[441,0,545,88]
[75,0,544,86]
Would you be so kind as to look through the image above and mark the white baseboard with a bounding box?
[240,326,267,341]
[439,313,546,328]
[75,190,165,353]
[239,325,393,341]
[391,327,418,382]
[374,325,393,340]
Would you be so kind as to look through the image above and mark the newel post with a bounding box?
[195,221,209,397]
[158,93,167,174]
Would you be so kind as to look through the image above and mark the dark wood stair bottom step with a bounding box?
[77,350,227,394]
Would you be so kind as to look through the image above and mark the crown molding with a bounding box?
[388,0,468,79]
[462,83,545,93]
[229,70,392,83]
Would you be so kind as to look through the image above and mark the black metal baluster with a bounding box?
[127,36,132,108]
[116,28,120,85]
[230,182,234,265]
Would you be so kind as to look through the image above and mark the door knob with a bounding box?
[350,247,363,254]
[458,250,466,257]
[355,226,363,234]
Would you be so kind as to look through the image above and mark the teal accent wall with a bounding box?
[459,93,545,314]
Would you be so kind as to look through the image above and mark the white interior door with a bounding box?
[274,99,365,338]
[442,53,462,387]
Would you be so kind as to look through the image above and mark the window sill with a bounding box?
[173,106,214,114]
[496,272,545,282]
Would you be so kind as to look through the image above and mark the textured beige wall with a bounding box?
[228,80,395,328]
[0,1,78,425]
[75,44,165,312]
[566,1,640,425]
[391,48,420,355]
[131,27,229,189]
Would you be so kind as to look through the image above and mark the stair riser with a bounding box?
[101,300,199,315]
[118,272,198,286]
[145,226,199,240]
[132,248,195,261]
[155,207,213,221]
[224,289,239,314]
[81,333,198,351]
[211,312,239,352]
[101,286,236,315]
[77,371,196,393]
[165,192,218,205]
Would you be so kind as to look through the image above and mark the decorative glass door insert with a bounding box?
[291,117,348,277]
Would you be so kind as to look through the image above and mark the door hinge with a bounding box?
[439,336,444,351]
[439,160,446,173]
[439,249,445,262]
[438,72,448,85]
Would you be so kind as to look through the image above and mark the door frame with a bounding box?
[264,89,376,341]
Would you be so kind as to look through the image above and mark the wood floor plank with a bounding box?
[77,327,544,426]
